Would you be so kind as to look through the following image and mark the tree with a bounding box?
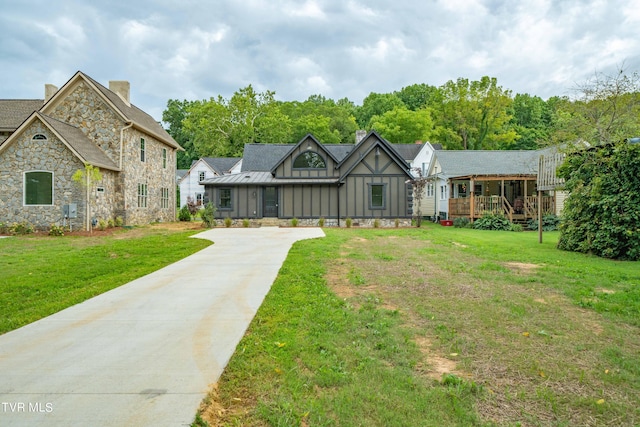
[557,140,640,260]
[369,107,433,144]
[508,93,554,150]
[555,67,640,146]
[355,92,405,129]
[162,99,198,168]
[394,83,439,111]
[72,163,102,232]
[432,76,516,150]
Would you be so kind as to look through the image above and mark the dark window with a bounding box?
[199,171,205,181]
[219,188,232,210]
[293,151,326,169]
[24,171,53,205]
[140,138,146,162]
[32,134,47,140]
[162,148,167,168]
[369,183,386,209]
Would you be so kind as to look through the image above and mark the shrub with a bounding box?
[201,202,217,228]
[394,218,400,228]
[473,213,510,231]
[97,219,108,231]
[290,217,299,227]
[509,223,524,232]
[0,222,8,234]
[186,196,199,217]
[107,218,115,228]
[178,205,192,222]
[224,217,232,228]
[48,224,66,236]
[114,216,124,227]
[373,218,380,228]
[345,217,352,228]
[10,222,34,235]
[453,217,470,228]
[242,218,250,228]
[528,214,560,231]
[318,217,325,227]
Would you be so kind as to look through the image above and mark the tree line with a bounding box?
[163,69,640,169]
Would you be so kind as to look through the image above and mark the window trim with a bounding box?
[162,148,167,169]
[140,138,146,162]
[368,183,386,210]
[24,170,54,206]
[198,171,205,182]
[292,151,327,169]
[160,187,169,209]
[32,133,47,141]
[137,183,148,208]
[218,187,233,210]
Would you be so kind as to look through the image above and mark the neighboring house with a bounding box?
[178,157,241,208]
[425,149,558,222]
[201,131,415,225]
[0,71,181,230]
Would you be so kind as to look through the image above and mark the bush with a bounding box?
[318,217,325,227]
[509,223,524,232]
[48,224,66,236]
[114,216,124,227]
[10,222,34,235]
[107,218,115,228]
[224,217,232,228]
[528,214,560,231]
[97,219,108,231]
[345,217,352,228]
[373,219,380,228]
[178,205,192,222]
[473,213,510,231]
[453,217,470,228]
[290,217,299,227]
[0,222,8,234]
[394,218,400,228]
[242,218,250,228]
[201,202,217,228]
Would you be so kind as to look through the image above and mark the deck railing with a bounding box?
[449,195,554,220]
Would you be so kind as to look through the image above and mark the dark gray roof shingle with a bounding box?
[435,150,540,177]
[0,100,44,130]
[391,143,423,161]
[202,157,241,175]
[240,143,355,171]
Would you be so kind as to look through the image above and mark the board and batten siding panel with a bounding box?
[281,184,337,218]
[340,175,410,219]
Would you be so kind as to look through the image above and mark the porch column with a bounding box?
[538,190,543,243]
[469,178,475,221]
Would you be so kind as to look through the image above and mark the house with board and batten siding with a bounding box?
[0,71,181,230]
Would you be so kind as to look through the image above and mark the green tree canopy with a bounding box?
[369,107,433,144]
[355,92,405,129]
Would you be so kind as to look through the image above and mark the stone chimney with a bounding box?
[415,140,423,144]
[45,84,58,102]
[355,130,367,143]
[109,80,130,106]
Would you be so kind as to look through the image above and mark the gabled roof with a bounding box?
[270,134,342,174]
[241,143,356,172]
[0,112,119,171]
[391,143,423,162]
[41,71,180,150]
[202,157,242,175]
[0,100,43,131]
[433,150,540,178]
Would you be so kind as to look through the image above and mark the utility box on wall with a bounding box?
[63,204,77,218]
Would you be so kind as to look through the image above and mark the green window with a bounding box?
[369,183,386,210]
[24,171,53,205]
[218,188,232,210]
[293,151,326,169]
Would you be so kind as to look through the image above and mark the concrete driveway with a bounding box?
[0,227,325,426]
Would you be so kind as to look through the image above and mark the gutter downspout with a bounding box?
[337,182,341,227]
[119,122,133,220]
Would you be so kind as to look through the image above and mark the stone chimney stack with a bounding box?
[415,140,423,144]
[355,130,367,143]
[109,80,130,106]
[45,84,58,102]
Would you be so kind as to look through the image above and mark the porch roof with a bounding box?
[435,150,540,179]
[201,171,339,186]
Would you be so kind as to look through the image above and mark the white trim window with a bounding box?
[160,187,169,208]
[24,171,53,205]
[140,138,146,162]
[440,185,447,200]
[162,148,167,168]
[199,171,205,182]
[137,183,148,207]
[426,183,434,197]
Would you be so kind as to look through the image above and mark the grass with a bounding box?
[196,224,640,426]
[0,225,211,334]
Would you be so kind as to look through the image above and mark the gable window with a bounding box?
[218,188,232,210]
[137,183,148,207]
[24,171,53,205]
[140,138,146,162]
[160,187,169,208]
[162,148,167,168]
[293,151,326,169]
[368,183,386,210]
[199,171,205,182]
[32,134,47,141]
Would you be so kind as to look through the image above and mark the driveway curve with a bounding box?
[0,227,325,426]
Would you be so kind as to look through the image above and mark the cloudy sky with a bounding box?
[2,0,639,121]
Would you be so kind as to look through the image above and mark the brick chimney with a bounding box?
[109,80,130,106]
[415,140,423,144]
[45,84,58,102]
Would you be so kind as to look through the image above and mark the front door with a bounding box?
[263,186,278,217]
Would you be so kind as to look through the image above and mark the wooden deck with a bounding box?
[449,195,554,222]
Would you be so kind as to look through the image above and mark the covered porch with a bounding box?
[448,175,555,223]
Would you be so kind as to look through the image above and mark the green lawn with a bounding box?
[195,225,640,426]
[0,226,211,334]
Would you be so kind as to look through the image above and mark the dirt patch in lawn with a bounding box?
[503,261,541,273]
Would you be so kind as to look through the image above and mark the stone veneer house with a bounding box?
[0,71,181,230]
